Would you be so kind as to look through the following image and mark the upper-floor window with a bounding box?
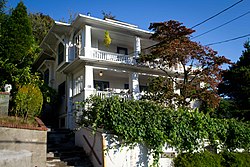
[58,42,64,65]
[58,81,66,97]
[117,47,128,55]
[73,75,83,96]
[44,69,49,85]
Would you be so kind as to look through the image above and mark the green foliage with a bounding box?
[174,151,250,167]
[0,1,40,91]
[29,12,54,44]
[225,120,250,151]
[221,151,250,167]
[77,96,250,166]
[174,151,223,167]
[142,76,176,107]
[39,83,58,105]
[219,41,250,121]
[15,84,43,120]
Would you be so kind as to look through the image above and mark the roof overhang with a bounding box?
[62,57,168,77]
[72,14,153,38]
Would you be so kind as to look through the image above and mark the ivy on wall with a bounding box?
[77,96,250,166]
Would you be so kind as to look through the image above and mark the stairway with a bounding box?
[46,129,93,167]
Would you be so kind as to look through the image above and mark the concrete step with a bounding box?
[47,129,93,167]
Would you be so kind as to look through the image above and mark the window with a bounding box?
[58,42,64,65]
[60,117,65,128]
[94,80,109,91]
[124,84,129,89]
[124,84,148,91]
[58,81,66,97]
[117,47,128,55]
[44,69,49,85]
[139,85,148,92]
[73,75,83,96]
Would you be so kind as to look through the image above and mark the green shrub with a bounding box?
[221,151,250,167]
[174,151,222,167]
[174,151,250,167]
[15,84,43,120]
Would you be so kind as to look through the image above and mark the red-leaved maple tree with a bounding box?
[140,20,230,110]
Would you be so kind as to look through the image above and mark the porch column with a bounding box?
[65,37,70,62]
[66,74,73,129]
[134,36,141,59]
[47,61,55,88]
[129,72,140,100]
[84,65,94,100]
[68,33,75,61]
[84,25,92,58]
[128,36,141,99]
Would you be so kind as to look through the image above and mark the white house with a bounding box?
[35,14,199,167]
[36,14,184,129]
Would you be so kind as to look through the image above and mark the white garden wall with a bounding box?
[75,127,175,167]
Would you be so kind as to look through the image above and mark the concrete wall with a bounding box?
[0,127,47,167]
[103,134,174,167]
[0,150,32,167]
[75,127,174,167]
[0,93,10,116]
[75,127,104,167]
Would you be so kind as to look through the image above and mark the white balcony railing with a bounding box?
[91,49,134,65]
[95,90,132,100]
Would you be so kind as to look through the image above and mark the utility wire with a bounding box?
[192,11,250,39]
[205,33,250,46]
[191,0,243,29]
[127,0,244,55]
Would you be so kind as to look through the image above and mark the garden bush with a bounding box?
[15,84,43,120]
[174,151,250,167]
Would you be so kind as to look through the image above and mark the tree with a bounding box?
[0,1,40,90]
[29,12,54,44]
[140,20,230,110]
[218,41,250,120]
[102,11,116,20]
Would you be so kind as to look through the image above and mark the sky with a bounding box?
[7,0,250,65]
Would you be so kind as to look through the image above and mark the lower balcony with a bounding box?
[95,88,132,100]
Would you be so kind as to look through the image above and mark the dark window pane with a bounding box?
[58,43,64,65]
[94,80,109,91]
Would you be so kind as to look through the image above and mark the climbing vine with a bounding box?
[76,96,250,166]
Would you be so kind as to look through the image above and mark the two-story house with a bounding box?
[35,14,182,129]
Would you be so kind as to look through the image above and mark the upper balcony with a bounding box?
[78,48,135,65]
[71,24,154,66]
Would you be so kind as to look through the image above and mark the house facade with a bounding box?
[36,14,182,129]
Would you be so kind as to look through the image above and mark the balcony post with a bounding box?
[129,72,140,100]
[84,25,92,58]
[84,65,94,100]
[48,61,55,88]
[66,74,73,129]
[134,36,141,58]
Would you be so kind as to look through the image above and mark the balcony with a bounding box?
[95,88,132,100]
[80,48,135,65]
